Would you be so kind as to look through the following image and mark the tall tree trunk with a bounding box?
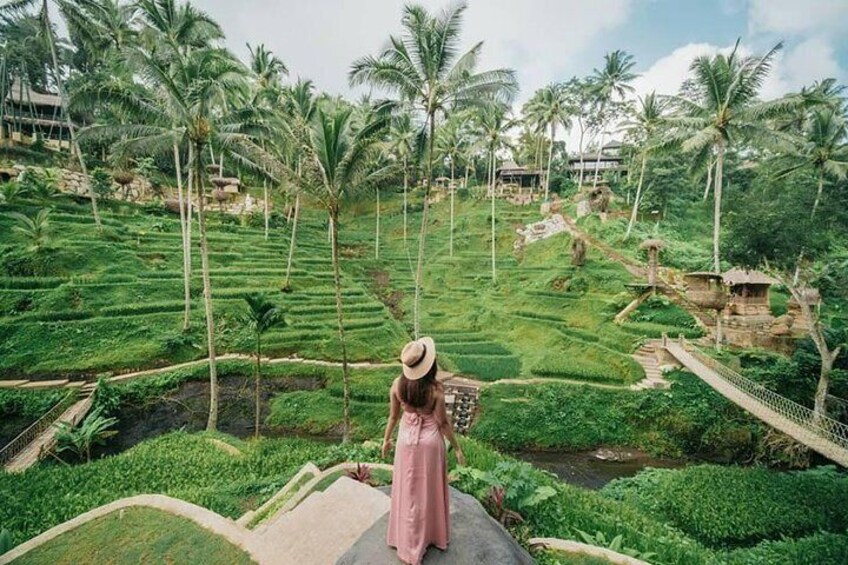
[263,179,270,241]
[42,3,101,231]
[577,120,586,187]
[592,130,605,189]
[329,208,351,442]
[403,155,408,244]
[712,142,724,273]
[791,285,842,423]
[703,157,713,201]
[254,334,261,439]
[490,150,497,283]
[413,116,436,339]
[284,193,299,289]
[195,142,219,432]
[186,144,193,275]
[545,122,555,202]
[375,187,380,259]
[625,152,647,239]
[811,168,824,220]
[174,142,191,330]
[449,159,455,258]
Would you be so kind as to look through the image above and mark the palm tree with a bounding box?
[349,2,517,338]
[563,78,596,188]
[301,103,389,442]
[0,0,104,230]
[241,293,283,438]
[589,50,637,188]
[8,207,51,252]
[436,117,465,256]
[248,42,287,241]
[525,83,573,201]
[776,108,847,219]
[478,103,513,282]
[387,110,418,243]
[624,92,665,239]
[280,78,316,289]
[666,40,792,273]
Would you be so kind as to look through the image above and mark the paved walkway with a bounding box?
[1,355,400,390]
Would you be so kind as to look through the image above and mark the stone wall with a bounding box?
[13,165,152,202]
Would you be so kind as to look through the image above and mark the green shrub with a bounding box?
[601,465,848,548]
[724,532,848,565]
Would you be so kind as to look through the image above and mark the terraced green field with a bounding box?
[0,190,699,384]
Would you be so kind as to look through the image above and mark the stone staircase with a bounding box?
[253,476,390,564]
[444,382,480,434]
[630,341,670,391]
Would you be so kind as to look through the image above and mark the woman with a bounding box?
[382,337,465,565]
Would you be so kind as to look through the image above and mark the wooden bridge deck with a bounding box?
[4,393,95,473]
[664,340,848,467]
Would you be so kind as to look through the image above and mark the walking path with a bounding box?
[1,354,400,390]
[664,338,848,467]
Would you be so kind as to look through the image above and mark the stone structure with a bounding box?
[639,239,664,287]
[575,184,613,218]
[12,165,151,201]
[514,213,567,248]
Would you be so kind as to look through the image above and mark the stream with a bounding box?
[515,448,685,489]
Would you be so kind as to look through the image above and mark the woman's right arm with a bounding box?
[382,379,401,459]
[434,389,465,466]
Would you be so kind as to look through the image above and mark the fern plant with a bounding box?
[7,208,52,253]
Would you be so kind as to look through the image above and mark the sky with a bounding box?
[198,0,848,105]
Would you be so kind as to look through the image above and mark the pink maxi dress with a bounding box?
[387,403,450,564]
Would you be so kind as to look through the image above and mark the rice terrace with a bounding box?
[0,0,847,563]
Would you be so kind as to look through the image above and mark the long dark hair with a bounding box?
[399,358,438,409]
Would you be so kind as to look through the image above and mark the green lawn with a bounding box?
[12,507,254,565]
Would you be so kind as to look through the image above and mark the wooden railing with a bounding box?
[0,391,76,466]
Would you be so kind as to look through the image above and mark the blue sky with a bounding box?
[201,0,847,103]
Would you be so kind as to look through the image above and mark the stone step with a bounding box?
[256,477,390,564]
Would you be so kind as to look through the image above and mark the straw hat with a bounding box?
[400,336,436,380]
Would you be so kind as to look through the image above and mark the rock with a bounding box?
[591,447,639,463]
[336,487,533,565]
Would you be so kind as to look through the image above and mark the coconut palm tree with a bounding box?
[665,40,793,273]
[241,293,283,438]
[300,103,389,442]
[279,78,317,289]
[0,0,104,230]
[624,92,665,239]
[387,110,419,244]
[525,83,573,201]
[776,108,848,219]
[478,103,514,282]
[588,50,637,188]
[247,42,287,241]
[436,116,465,257]
[349,2,517,338]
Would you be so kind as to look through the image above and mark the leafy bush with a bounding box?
[724,532,848,565]
[91,168,115,199]
[0,389,69,419]
[601,465,848,548]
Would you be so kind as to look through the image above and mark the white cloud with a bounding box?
[782,36,844,89]
[631,43,721,98]
[748,0,848,35]
[199,0,634,100]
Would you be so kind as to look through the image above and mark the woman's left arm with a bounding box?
[382,379,401,459]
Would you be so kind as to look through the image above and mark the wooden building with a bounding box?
[495,161,542,192]
[568,140,626,180]
[1,77,72,151]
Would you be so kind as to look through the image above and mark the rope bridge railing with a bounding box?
[0,391,76,466]
[679,341,848,453]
